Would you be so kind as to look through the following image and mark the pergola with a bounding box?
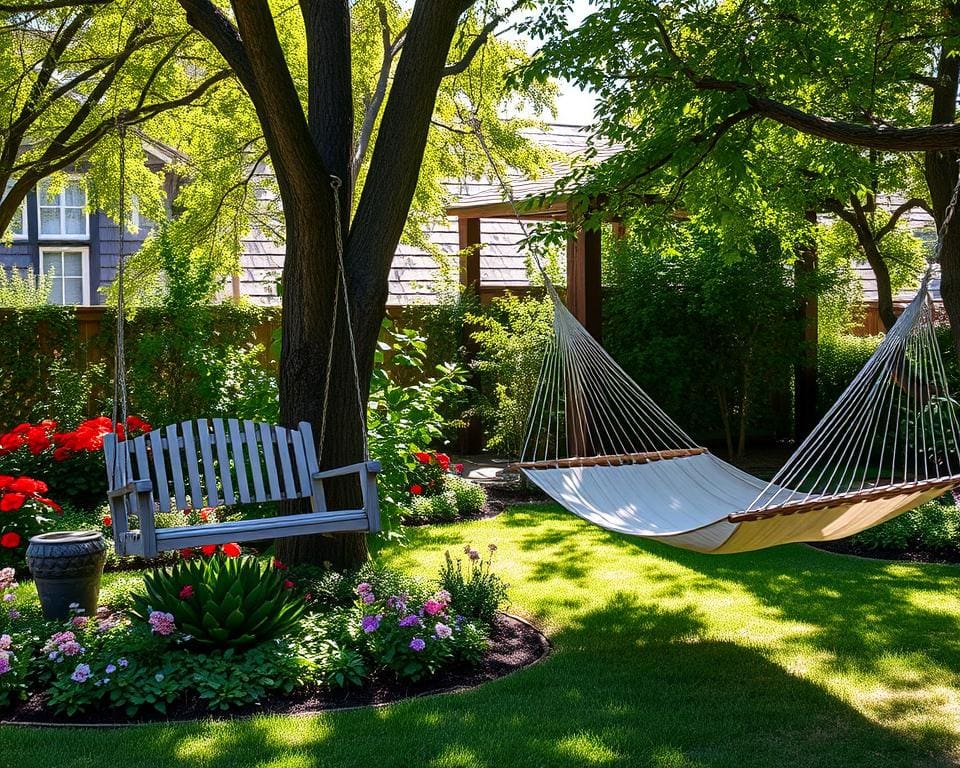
[446,175,624,452]
[446,182,623,342]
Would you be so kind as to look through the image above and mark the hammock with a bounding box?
[515,278,960,554]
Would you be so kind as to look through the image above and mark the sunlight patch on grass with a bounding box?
[554,731,621,764]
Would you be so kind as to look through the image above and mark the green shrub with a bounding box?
[817,334,883,415]
[131,554,305,648]
[446,475,487,516]
[850,499,960,554]
[438,545,509,625]
[367,320,468,530]
[468,293,554,455]
[408,491,459,523]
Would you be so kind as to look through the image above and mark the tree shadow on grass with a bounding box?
[28,597,953,768]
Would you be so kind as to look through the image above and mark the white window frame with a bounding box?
[39,246,90,305]
[36,176,89,240]
[3,181,27,240]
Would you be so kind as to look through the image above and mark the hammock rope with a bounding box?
[468,116,960,553]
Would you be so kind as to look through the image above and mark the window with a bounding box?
[37,177,88,238]
[3,180,26,239]
[39,247,89,305]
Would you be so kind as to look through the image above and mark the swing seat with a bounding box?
[103,418,380,558]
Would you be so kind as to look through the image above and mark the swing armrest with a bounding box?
[311,460,380,481]
[107,479,153,499]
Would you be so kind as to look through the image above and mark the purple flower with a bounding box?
[386,595,408,612]
[148,611,176,636]
[70,663,91,683]
[6,609,19,620]
[468,549,480,561]
[117,658,128,668]
[356,582,372,595]
[0,653,10,675]
[488,543,498,552]
[434,623,453,639]
[398,614,421,628]
[105,663,117,674]
[409,637,426,652]
[0,634,10,651]
[361,614,382,633]
[362,592,376,605]
[2,593,14,603]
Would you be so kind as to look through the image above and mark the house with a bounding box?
[0,136,183,305]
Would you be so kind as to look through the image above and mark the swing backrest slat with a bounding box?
[108,420,327,512]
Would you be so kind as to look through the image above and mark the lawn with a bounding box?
[2,504,959,768]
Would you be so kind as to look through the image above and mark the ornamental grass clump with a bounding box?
[131,554,305,649]
[438,544,509,625]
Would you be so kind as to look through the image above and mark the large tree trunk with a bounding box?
[926,25,960,359]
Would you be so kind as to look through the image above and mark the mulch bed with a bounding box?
[811,540,960,566]
[0,612,550,727]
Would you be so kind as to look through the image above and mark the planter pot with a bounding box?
[26,531,107,620]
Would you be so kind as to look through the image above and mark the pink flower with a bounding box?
[71,615,88,628]
[409,637,426,652]
[434,590,451,605]
[0,634,10,650]
[434,623,453,639]
[356,582,372,595]
[423,599,444,616]
[60,640,83,656]
[179,585,194,599]
[148,611,176,636]
[468,549,480,561]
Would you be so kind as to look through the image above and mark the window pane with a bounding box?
[61,252,83,277]
[40,207,61,235]
[10,207,23,236]
[44,252,63,276]
[62,278,83,305]
[64,207,85,235]
[38,180,61,206]
[64,182,85,207]
[47,277,64,305]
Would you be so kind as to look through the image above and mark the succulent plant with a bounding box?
[131,554,305,649]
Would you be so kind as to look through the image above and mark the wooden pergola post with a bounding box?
[566,204,603,341]
[458,217,484,453]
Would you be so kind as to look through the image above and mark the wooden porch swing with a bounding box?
[102,122,379,557]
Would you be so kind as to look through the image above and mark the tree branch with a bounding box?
[0,0,109,10]
[353,2,396,179]
[442,0,524,77]
[875,197,929,240]
[177,0,256,93]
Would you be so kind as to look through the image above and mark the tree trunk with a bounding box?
[794,209,819,438]
[926,21,960,360]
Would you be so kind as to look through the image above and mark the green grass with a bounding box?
[3,504,960,767]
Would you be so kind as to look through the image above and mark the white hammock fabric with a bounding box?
[518,278,960,554]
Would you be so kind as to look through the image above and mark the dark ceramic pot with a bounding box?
[26,531,107,620]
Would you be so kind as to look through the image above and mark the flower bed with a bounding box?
[0,545,525,722]
[402,452,488,524]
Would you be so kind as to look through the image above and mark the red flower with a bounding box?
[283,579,295,590]
[273,559,287,571]
[52,447,72,461]
[410,484,423,495]
[102,515,112,527]
[9,477,47,495]
[435,453,451,471]
[414,452,432,465]
[198,510,210,523]
[179,548,195,559]
[0,433,24,454]
[37,497,62,513]
[0,476,12,489]
[454,463,464,474]
[0,493,25,512]
[221,542,241,557]
[0,531,21,549]
[200,544,217,557]
[179,585,195,599]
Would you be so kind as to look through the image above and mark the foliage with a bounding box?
[817,335,883,415]
[131,554,305,649]
[0,477,61,567]
[367,320,469,531]
[603,225,799,454]
[849,499,960,555]
[0,268,53,309]
[403,451,486,523]
[408,492,460,524]
[438,545,509,625]
[468,293,555,455]
[446,476,487,517]
[122,228,278,426]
